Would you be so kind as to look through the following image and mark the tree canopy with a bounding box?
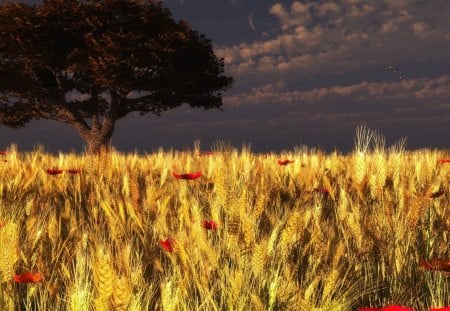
[0,0,234,153]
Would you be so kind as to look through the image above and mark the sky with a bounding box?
[1,0,450,155]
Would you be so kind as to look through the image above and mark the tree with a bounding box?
[0,0,234,154]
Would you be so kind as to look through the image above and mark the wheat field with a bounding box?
[0,129,449,311]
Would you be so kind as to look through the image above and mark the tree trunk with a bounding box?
[80,113,117,155]
[66,91,120,155]
[85,131,113,154]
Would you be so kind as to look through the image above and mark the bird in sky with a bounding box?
[386,65,408,80]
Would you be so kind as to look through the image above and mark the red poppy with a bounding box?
[66,169,81,174]
[430,307,450,311]
[160,238,174,252]
[439,158,450,164]
[202,151,214,156]
[382,306,415,311]
[0,151,6,155]
[46,169,63,175]
[14,272,43,283]
[313,188,330,195]
[278,159,294,165]
[358,306,414,311]
[172,171,202,180]
[419,259,450,272]
[202,220,218,230]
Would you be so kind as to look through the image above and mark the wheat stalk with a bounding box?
[346,212,362,249]
[253,184,267,219]
[322,268,340,301]
[354,151,366,187]
[130,177,141,213]
[92,246,115,309]
[251,238,268,277]
[280,210,302,255]
[250,294,265,311]
[240,213,255,248]
[0,222,19,282]
[67,236,93,311]
[376,152,386,197]
[304,275,321,303]
[369,173,377,199]
[229,270,244,306]
[213,164,228,209]
[112,275,132,311]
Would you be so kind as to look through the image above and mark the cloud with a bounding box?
[216,0,450,79]
[410,22,432,37]
[223,75,450,108]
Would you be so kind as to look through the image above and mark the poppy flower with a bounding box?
[14,272,43,283]
[0,151,6,155]
[66,169,81,174]
[46,168,63,175]
[202,220,218,230]
[358,306,414,311]
[202,151,214,156]
[172,171,202,180]
[160,238,174,252]
[439,158,450,164]
[419,259,450,272]
[430,307,450,311]
[382,306,415,311]
[278,159,294,165]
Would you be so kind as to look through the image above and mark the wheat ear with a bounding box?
[251,238,268,277]
[0,222,19,282]
[92,246,115,310]
[112,275,132,311]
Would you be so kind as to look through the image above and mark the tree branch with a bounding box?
[121,94,154,114]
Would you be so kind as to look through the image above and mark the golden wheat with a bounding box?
[1,141,450,310]
[354,151,366,187]
[304,275,321,302]
[251,238,268,277]
[250,293,265,311]
[92,246,115,308]
[240,213,255,248]
[0,222,18,282]
[130,177,141,212]
[112,275,132,310]
[322,268,340,301]
[229,270,244,306]
[375,152,386,197]
[280,210,302,254]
